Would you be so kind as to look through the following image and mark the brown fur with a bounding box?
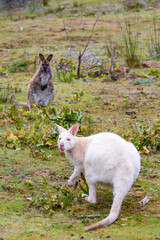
[13,53,55,109]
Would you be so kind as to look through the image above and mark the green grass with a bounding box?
[0,148,160,240]
[0,0,160,239]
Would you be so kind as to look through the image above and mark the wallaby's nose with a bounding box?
[60,143,65,152]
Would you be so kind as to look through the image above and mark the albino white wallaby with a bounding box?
[13,53,55,109]
[56,124,141,231]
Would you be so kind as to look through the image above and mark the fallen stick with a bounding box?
[75,214,100,219]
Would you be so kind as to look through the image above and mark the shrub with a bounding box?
[31,177,75,215]
[55,63,75,82]
[9,59,28,73]
[0,105,93,158]
[123,123,160,152]
[148,68,160,78]
[120,18,141,67]
[124,0,146,10]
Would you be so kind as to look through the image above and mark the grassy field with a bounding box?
[0,1,160,239]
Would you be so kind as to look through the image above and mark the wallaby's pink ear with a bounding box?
[39,53,45,61]
[55,124,66,133]
[68,124,79,136]
[47,54,53,62]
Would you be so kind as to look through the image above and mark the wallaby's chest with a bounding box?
[32,82,54,107]
[40,72,51,86]
[66,152,76,165]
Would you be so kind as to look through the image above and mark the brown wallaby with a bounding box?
[13,53,55,109]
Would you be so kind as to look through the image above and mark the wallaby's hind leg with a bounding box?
[85,183,97,204]
[108,181,131,223]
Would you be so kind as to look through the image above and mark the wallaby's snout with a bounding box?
[60,142,65,152]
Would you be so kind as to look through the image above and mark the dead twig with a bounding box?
[81,16,99,58]
[75,214,100,219]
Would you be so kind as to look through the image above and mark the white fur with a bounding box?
[56,124,141,231]
[40,72,51,86]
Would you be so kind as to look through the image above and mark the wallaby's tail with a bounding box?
[13,100,30,110]
[84,211,118,231]
[85,188,128,231]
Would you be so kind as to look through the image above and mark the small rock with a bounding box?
[142,61,160,68]
[126,72,138,80]
[71,233,75,236]
[0,72,6,77]
[40,234,45,237]
[137,86,143,90]
[106,235,111,238]
[80,235,84,239]
[1,185,11,191]
[94,71,101,77]
[125,110,136,115]
[116,67,129,73]
[100,69,109,75]
[83,77,90,82]
[139,196,149,205]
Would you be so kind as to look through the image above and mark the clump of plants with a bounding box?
[30,174,90,215]
[31,177,76,215]
[45,106,82,128]
[9,59,28,73]
[124,0,146,10]
[148,68,160,79]
[55,62,75,82]
[123,123,160,152]
[120,18,141,67]
[0,104,93,158]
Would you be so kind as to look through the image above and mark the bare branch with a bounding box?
[81,16,99,58]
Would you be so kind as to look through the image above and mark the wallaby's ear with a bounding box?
[47,54,53,62]
[68,124,79,136]
[39,53,45,61]
[55,124,66,133]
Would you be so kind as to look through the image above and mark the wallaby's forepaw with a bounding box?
[68,177,75,186]
[68,177,79,188]
[85,196,97,204]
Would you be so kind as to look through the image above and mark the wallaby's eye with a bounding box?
[59,138,61,141]
[67,138,71,141]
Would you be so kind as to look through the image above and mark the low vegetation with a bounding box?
[0,0,160,239]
